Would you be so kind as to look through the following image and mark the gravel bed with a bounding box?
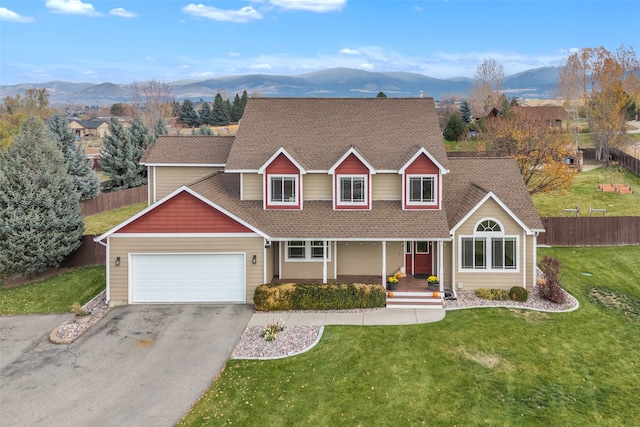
[52,291,110,343]
[444,285,579,312]
[231,325,322,359]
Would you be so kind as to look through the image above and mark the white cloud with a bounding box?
[183,4,262,23]
[269,0,345,12]
[358,63,374,70]
[191,71,216,78]
[339,48,360,55]
[250,63,272,70]
[227,52,242,58]
[0,7,34,23]
[109,8,137,18]
[45,0,101,17]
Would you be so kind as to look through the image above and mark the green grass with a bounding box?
[83,202,146,235]
[179,246,640,427]
[0,266,105,315]
[532,164,640,216]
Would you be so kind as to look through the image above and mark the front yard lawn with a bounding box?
[533,165,640,217]
[179,246,640,426]
[0,266,105,315]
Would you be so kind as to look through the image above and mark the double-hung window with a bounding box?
[338,175,367,205]
[286,241,330,261]
[460,219,518,271]
[407,175,436,205]
[269,175,297,204]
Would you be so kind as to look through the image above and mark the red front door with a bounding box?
[405,241,433,275]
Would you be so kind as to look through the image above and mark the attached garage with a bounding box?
[130,253,245,303]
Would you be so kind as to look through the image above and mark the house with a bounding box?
[511,106,570,128]
[95,98,544,306]
[68,118,110,137]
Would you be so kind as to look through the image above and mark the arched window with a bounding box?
[460,218,518,271]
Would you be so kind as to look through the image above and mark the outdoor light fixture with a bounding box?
[115,256,120,266]
[252,255,257,264]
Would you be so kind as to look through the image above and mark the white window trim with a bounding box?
[267,174,299,206]
[337,174,368,206]
[406,174,437,206]
[285,240,332,262]
[458,218,519,272]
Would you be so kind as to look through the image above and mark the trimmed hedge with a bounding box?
[509,286,529,302]
[254,283,386,311]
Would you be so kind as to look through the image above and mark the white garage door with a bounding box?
[130,253,245,303]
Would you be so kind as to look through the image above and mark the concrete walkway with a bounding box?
[247,307,446,327]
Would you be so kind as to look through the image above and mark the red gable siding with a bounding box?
[405,153,439,174]
[119,191,253,233]
[264,153,301,210]
[335,153,369,174]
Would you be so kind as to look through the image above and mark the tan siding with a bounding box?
[279,242,335,280]
[336,242,384,275]
[155,166,221,201]
[303,174,332,200]
[242,173,262,200]
[454,198,531,290]
[385,242,405,276]
[265,245,274,285]
[108,235,264,304]
[147,167,154,205]
[372,174,401,200]
[443,241,453,288]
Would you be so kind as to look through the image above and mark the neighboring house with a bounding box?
[68,118,110,137]
[95,98,544,306]
[473,107,500,122]
[512,106,570,128]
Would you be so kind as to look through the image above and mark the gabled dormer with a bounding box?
[328,148,375,210]
[399,147,449,210]
[258,147,306,210]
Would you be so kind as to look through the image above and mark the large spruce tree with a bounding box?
[0,117,83,276]
[212,94,230,126]
[47,115,99,200]
[98,118,139,191]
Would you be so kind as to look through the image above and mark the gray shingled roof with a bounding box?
[512,106,570,121]
[443,157,544,232]
[140,135,234,165]
[226,98,449,172]
[188,173,452,240]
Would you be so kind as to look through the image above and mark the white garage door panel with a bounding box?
[131,254,245,303]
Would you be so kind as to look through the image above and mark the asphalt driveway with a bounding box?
[0,304,254,426]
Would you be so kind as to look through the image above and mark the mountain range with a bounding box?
[0,67,561,106]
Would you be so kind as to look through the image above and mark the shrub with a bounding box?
[254,283,386,311]
[475,288,493,300]
[475,288,510,301]
[509,286,529,302]
[537,278,567,304]
[260,320,285,341]
[539,256,562,284]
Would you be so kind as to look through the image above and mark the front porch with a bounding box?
[270,274,448,309]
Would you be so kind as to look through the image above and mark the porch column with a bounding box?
[322,240,328,284]
[438,240,444,292]
[381,240,387,287]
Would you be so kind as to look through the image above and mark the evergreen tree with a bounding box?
[154,118,169,137]
[443,113,466,141]
[128,117,154,184]
[212,94,230,126]
[459,101,472,125]
[192,126,213,135]
[98,118,139,191]
[198,102,213,126]
[179,99,198,126]
[239,90,248,115]
[47,115,99,200]
[0,117,83,276]
[230,93,243,122]
[376,91,388,98]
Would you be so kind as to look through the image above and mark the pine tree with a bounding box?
[376,91,388,98]
[128,117,154,184]
[192,126,213,135]
[443,113,466,141]
[98,118,138,191]
[47,115,99,200]
[198,102,213,126]
[154,118,169,137]
[212,93,230,126]
[230,93,243,122]
[0,117,83,276]
[459,101,472,125]
[179,100,198,126]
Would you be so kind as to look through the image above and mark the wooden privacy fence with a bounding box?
[80,185,148,216]
[60,235,106,267]
[582,148,640,176]
[538,216,640,246]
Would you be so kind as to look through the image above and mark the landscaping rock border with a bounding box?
[49,291,110,344]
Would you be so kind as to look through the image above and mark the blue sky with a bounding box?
[0,0,637,85]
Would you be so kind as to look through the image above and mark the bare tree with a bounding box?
[470,58,504,115]
[130,79,176,129]
[559,45,640,163]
